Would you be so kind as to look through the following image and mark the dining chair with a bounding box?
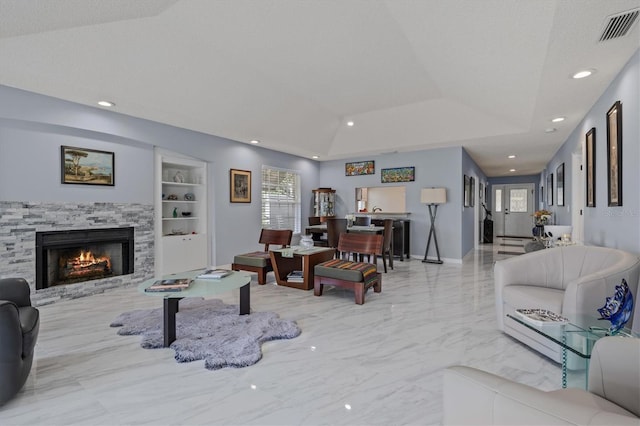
[308,216,328,246]
[325,218,347,258]
[379,219,394,273]
[354,216,371,226]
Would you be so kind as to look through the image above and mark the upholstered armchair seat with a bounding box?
[0,278,40,405]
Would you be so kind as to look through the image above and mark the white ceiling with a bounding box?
[1,0,638,176]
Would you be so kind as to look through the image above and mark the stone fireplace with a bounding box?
[0,201,154,305]
[35,227,135,290]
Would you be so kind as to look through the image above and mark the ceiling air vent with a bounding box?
[599,9,639,41]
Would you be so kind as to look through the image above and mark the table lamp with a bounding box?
[421,188,446,264]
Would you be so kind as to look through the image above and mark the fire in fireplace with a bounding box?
[36,227,134,290]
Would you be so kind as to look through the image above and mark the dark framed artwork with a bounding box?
[556,163,565,206]
[546,173,553,206]
[479,182,484,204]
[540,186,544,204]
[61,146,114,186]
[463,175,470,207]
[345,160,375,176]
[606,101,622,206]
[230,169,251,203]
[381,166,415,183]
[470,176,475,207]
[585,127,596,207]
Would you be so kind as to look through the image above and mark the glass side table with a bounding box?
[506,313,638,389]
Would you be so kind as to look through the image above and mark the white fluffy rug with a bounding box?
[110,298,301,370]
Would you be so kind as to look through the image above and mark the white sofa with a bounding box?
[443,336,640,425]
[495,245,640,364]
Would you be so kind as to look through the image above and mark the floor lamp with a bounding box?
[421,188,446,264]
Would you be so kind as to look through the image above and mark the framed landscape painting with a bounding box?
[381,166,415,183]
[61,146,114,186]
[230,169,251,203]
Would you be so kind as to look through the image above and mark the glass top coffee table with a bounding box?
[506,312,638,389]
[139,269,252,347]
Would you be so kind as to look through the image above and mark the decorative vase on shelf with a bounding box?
[172,207,178,218]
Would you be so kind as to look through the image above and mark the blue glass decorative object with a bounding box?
[597,279,634,335]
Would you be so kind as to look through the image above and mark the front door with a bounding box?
[493,183,535,238]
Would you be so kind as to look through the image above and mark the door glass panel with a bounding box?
[495,189,502,212]
[509,189,528,212]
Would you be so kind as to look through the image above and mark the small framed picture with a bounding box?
[463,175,470,207]
[61,146,114,186]
[230,169,251,203]
[606,101,622,207]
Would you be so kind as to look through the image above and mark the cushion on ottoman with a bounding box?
[315,259,378,284]
[233,251,270,268]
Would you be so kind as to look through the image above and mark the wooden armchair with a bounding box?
[232,229,292,284]
[313,232,383,304]
[379,219,394,273]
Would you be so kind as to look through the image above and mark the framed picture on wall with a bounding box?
[230,169,251,203]
[586,127,596,207]
[345,160,375,176]
[381,166,415,183]
[546,173,553,206]
[606,100,622,207]
[61,146,114,186]
[470,176,475,207]
[556,163,565,206]
[463,175,470,207]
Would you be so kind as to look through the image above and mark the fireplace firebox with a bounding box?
[35,227,134,290]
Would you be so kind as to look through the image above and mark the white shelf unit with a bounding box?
[155,150,208,276]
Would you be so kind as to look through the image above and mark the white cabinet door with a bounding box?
[162,234,207,275]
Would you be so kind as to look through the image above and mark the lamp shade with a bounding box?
[421,188,447,204]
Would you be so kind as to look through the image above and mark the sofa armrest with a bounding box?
[443,366,638,425]
[0,301,23,362]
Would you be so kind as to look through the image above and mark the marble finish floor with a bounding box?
[1,245,579,425]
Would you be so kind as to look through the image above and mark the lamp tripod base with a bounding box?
[422,259,443,264]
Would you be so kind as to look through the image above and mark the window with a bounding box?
[494,189,502,212]
[261,166,301,233]
[509,189,528,213]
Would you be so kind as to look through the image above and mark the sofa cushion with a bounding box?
[503,285,564,314]
[315,259,378,284]
[233,251,270,268]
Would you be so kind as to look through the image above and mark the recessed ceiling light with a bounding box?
[545,127,557,133]
[508,155,516,159]
[312,155,319,159]
[551,117,565,123]
[572,69,595,79]
[98,101,115,107]
[250,140,259,144]
[346,121,354,127]
[509,169,516,172]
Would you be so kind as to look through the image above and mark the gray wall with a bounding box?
[0,85,321,266]
[318,147,485,261]
[542,48,639,254]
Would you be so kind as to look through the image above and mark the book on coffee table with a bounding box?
[515,309,569,326]
[197,268,233,280]
[145,278,192,292]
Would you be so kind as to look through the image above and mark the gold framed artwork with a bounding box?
[230,169,251,203]
[585,127,596,207]
[61,146,114,186]
[606,101,622,207]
